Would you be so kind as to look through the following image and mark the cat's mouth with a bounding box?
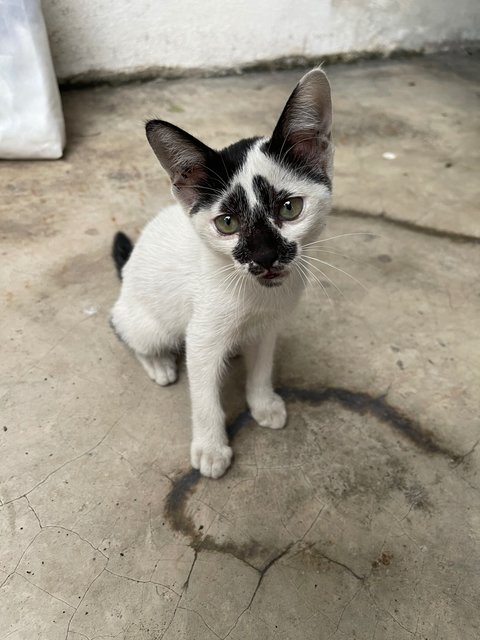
[257,270,288,287]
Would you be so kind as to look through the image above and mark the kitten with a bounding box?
[111,68,333,478]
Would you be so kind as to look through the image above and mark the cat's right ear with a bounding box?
[145,120,213,209]
[269,68,333,177]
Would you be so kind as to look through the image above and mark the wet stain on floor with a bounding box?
[164,385,461,565]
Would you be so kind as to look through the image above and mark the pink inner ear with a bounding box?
[285,129,322,158]
[287,129,331,172]
[172,164,207,207]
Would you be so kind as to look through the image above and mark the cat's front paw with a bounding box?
[250,393,287,430]
[191,441,233,479]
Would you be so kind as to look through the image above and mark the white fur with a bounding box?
[112,128,332,478]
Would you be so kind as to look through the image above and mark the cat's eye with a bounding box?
[214,214,240,235]
[278,197,303,221]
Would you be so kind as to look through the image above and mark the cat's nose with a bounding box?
[253,248,278,270]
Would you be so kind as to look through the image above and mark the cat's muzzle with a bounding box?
[252,267,288,288]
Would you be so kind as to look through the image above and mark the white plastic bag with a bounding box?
[0,0,65,158]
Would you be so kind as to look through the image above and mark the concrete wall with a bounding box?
[43,0,480,82]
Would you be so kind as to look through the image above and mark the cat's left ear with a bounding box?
[269,68,333,176]
[145,120,215,208]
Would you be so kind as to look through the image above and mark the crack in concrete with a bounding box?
[365,586,415,636]
[104,568,180,596]
[181,549,197,592]
[458,476,480,493]
[451,438,480,467]
[67,632,90,640]
[223,544,294,638]
[21,496,110,564]
[370,617,380,640]
[178,605,222,638]
[158,570,193,640]
[0,529,42,590]
[15,571,74,609]
[158,599,181,640]
[315,551,365,582]
[24,496,42,529]
[327,583,364,639]
[65,568,105,640]
[2,417,121,506]
[0,627,32,640]
[334,207,480,245]
[48,526,109,561]
[298,504,326,542]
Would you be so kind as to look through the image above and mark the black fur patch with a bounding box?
[221,183,250,220]
[112,232,134,279]
[222,178,297,270]
[252,175,290,226]
[190,137,260,215]
[236,220,296,270]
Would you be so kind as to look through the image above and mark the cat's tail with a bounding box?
[112,231,134,279]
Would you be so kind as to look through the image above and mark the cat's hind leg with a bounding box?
[111,300,180,386]
[137,352,178,386]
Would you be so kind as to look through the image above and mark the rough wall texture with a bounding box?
[42,0,480,81]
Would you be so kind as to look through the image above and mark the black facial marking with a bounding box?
[223,178,297,271]
[260,138,332,190]
[244,224,280,270]
[189,137,260,214]
[221,183,249,218]
[252,175,292,226]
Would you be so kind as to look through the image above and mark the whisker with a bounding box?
[212,268,236,287]
[299,257,346,300]
[237,272,249,323]
[305,255,368,291]
[229,269,244,302]
[210,263,235,277]
[296,262,320,305]
[219,271,237,288]
[303,232,378,247]
[303,247,366,265]
[297,260,333,306]
[293,261,309,290]
[222,270,240,295]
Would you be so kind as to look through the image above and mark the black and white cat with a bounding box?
[111,68,333,478]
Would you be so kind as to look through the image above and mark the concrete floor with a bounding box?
[1,52,479,639]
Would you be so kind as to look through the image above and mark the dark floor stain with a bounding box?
[334,207,480,245]
[402,482,432,511]
[372,551,394,569]
[377,254,392,263]
[52,252,106,287]
[0,218,58,242]
[334,110,418,144]
[164,468,200,536]
[164,410,274,569]
[164,385,460,564]
[280,386,459,461]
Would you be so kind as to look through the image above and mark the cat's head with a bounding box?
[146,68,333,288]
